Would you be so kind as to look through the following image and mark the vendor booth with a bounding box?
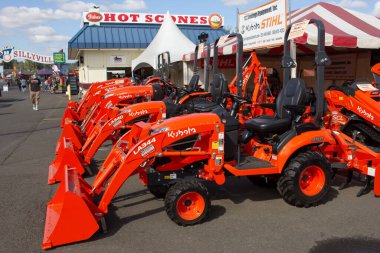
[182,2,380,89]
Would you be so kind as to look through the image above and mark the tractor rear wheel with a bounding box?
[277,151,332,207]
[164,180,210,226]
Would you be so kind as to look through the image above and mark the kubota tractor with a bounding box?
[324,64,380,147]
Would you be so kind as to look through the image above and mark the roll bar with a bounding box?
[157,51,171,70]
[204,43,211,90]
[282,19,331,126]
[157,51,171,81]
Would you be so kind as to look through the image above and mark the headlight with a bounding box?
[150,126,170,135]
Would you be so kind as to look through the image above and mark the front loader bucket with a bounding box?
[56,124,83,155]
[42,167,100,249]
[49,138,86,184]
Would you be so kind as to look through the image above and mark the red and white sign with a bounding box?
[83,12,224,27]
[238,0,287,50]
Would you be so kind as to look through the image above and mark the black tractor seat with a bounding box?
[194,73,227,112]
[186,74,200,93]
[244,78,306,134]
[245,116,291,133]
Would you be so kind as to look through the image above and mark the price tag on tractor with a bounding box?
[288,20,309,40]
[357,83,379,92]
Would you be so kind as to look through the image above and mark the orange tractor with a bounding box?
[42,20,380,250]
[48,33,275,186]
[323,63,380,192]
[325,64,380,146]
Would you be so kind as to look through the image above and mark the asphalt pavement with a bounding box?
[0,86,379,253]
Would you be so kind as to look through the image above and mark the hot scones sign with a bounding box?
[83,12,224,28]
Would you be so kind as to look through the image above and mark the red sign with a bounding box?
[83,12,224,27]
[86,12,102,22]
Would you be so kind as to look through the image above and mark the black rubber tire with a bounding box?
[344,122,380,147]
[248,175,278,187]
[164,180,210,226]
[148,185,168,199]
[277,151,332,207]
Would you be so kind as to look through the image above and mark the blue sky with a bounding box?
[0,0,379,57]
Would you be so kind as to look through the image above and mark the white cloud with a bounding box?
[0,6,79,28]
[374,1,380,17]
[28,26,55,35]
[110,0,147,11]
[27,25,70,43]
[338,0,368,9]
[221,0,248,6]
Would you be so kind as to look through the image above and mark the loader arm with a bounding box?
[325,89,380,128]
[81,86,155,134]
[82,101,167,164]
[61,79,132,127]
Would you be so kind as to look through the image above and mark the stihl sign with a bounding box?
[83,12,224,27]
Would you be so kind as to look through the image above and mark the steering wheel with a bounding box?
[170,85,191,95]
[224,92,252,104]
[326,84,345,92]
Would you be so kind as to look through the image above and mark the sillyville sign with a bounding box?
[83,12,224,29]
[0,45,53,64]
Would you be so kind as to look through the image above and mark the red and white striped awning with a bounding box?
[182,2,380,61]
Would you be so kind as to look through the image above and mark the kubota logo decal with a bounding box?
[357,106,374,121]
[133,137,156,156]
[128,109,148,117]
[118,94,133,100]
[108,115,123,127]
[105,101,113,109]
[105,86,121,92]
[167,127,196,138]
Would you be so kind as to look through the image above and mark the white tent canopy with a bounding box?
[132,12,196,71]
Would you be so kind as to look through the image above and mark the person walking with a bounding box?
[21,78,27,92]
[29,75,41,110]
[17,79,22,91]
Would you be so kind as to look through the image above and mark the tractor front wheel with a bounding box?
[164,180,210,226]
[277,151,332,207]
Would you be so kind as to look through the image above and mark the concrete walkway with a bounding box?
[0,86,379,253]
